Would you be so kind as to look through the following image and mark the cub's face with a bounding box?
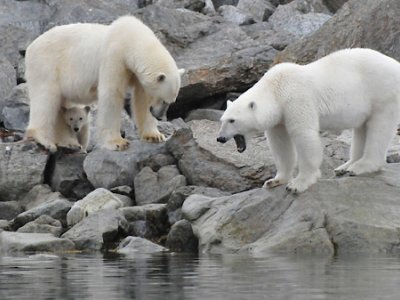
[146,68,185,120]
[63,106,90,133]
[217,99,258,153]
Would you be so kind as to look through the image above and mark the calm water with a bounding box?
[0,252,399,300]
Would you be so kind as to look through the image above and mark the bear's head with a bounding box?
[62,106,90,133]
[144,68,185,121]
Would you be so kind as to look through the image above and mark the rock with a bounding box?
[185,109,224,122]
[0,141,49,202]
[166,220,198,252]
[183,164,400,255]
[167,185,230,224]
[0,58,15,103]
[236,0,275,22]
[217,5,255,25]
[117,236,167,255]
[0,220,10,230]
[19,184,59,211]
[110,185,133,198]
[121,204,169,239]
[212,0,239,9]
[269,0,331,38]
[17,215,63,237]
[62,209,128,251]
[275,0,400,64]
[0,83,29,131]
[51,153,94,200]
[0,231,75,253]
[0,201,23,221]
[66,188,131,226]
[322,0,348,12]
[134,165,187,205]
[154,0,206,11]
[13,196,73,230]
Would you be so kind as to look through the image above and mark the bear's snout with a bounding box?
[217,136,227,143]
[74,127,79,132]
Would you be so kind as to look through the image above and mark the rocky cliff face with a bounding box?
[1,0,400,256]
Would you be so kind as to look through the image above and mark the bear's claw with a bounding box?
[141,132,166,143]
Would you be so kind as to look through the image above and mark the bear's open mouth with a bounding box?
[234,134,246,153]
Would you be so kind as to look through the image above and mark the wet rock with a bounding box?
[121,204,169,239]
[185,109,223,122]
[117,236,167,255]
[51,153,94,200]
[0,201,23,221]
[0,141,49,202]
[269,0,331,38]
[167,185,230,224]
[166,219,198,252]
[0,231,75,253]
[218,5,255,25]
[134,165,187,205]
[17,215,63,237]
[67,188,131,226]
[183,164,400,255]
[0,83,29,131]
[275,0,400,64]
[236,0,275,22]
[13,196,73,230]
[62,209,128,251]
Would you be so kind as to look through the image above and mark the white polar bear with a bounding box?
[217,48,400,193]
[62,106,91,153]
[25,16,184,152]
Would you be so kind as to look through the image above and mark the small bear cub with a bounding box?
[62,106,91,153]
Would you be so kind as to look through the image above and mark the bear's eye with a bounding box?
[228,119,235,124]
[79,117,83,120]
[70,118,73,121]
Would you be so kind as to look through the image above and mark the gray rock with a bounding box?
[212,0,239,9]
[121,204,169,239]
[166,219,198,252]
[51,153,94,200]
[218,5,255,25]
[236,0,275,22]
[275,0,400,64]
[322,0,348,12]
[0,58,15,103]
[19,184,59,211]
[0,231,75,253]
[0,201,23,221]
[185,109,224,122]
[0,220,10,230]
[110,185,133,198]
[269,0,331,38]
[13,196,73,230]
[117,236,167,255]
[167,185,230,224]
[1,83,30,131]
[134,165,187,205]
[66,188,130,226]
[0,141,48,202]
[155,0,206,11]
[183,164,400,255]
[62,209,128,251]
[17,215,63,237]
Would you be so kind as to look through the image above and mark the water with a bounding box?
[0,252,400,300]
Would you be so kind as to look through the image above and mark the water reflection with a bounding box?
[0,252,399,300]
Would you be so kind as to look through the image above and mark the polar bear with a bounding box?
[217,48,400,193]
[62,106,91,153]
[25,16,184,152]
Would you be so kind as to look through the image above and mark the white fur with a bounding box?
[25,16,184,152]
[218,48,400,193]
[62,106,90,153]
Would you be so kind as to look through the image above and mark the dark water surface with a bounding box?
[0,252,399,300]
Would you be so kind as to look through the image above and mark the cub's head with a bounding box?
[217,98,259,153]
[62,106,90,133]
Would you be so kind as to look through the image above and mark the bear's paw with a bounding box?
[141,131,166,143]
[103,137,130,151]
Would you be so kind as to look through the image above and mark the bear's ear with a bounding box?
[226,100,233,107]
[178,68,185,76]
[84,106,91,113]
[61,107,67,114]
[157,73,166,82]
[249,101,256,110]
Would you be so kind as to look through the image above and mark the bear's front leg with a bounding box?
[133,87,165,143]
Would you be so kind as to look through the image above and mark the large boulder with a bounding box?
[275,0,400,64]
[183,163,400,255]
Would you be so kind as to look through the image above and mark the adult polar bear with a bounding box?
[217,48,400,193]
[25,16,184,152]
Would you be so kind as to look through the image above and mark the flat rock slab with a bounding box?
[0,231,74,253]
[183,163,400,255]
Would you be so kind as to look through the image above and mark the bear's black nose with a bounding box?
[74,128,79,132]
[217,136,227,143]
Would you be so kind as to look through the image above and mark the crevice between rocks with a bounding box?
[43,152,58,186]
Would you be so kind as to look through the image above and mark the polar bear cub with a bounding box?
[217,48,400,193]
[62,106,90,153]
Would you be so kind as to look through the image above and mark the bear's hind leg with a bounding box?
[263,125,296,189]
[334,124,367,175]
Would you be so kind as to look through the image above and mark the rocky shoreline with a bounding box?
[1,0,400,256]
